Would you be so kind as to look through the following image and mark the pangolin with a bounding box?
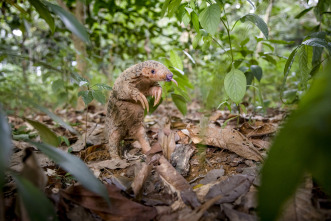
[105,60,177,156]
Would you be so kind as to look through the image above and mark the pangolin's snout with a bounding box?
[166,73,178,86]
[166,73,173,81]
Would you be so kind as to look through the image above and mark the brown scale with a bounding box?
[105,60,177,156]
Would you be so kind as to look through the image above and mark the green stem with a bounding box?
[220,8,234,64]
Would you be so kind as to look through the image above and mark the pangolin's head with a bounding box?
[141,60,178,85]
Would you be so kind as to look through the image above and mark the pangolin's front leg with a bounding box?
[148,84,162,107]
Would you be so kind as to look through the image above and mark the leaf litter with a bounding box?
[4,102,331,220]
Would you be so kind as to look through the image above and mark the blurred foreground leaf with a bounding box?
[13,174,57,221]
[28,141,110,205]
[25,118,59,146]
[0,107,12,189]
[259,62,331,220]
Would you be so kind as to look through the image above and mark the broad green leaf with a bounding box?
[182,11,190,26]
[240,37,249,47]
[78,90,93,105]
[193,33,202,49]
[45,2,90,43]
[245,71,254,86]
[295,7,313,19]
[92,90,106,104]
[0,107,12,189]
[191,11,200,33]
[28,141,110,204]
[224,68,246,104]
[199,4,221,35]
[94,83,112,90]
[298,45,309,89]
[28,0,55,33]
[312,46,323,66]
[171,93,187,115]
[262,42,274,51]
[250,65,263,82]
[170,50,183,71]
[25,118,59,147]
[168,0,182,17]
[259,62,331,220]
[281,47,299,101]
[32,104,79,135]
[52,79,64,92]
[302,38,331,54]
[267,39,295,44]
[183,50,195,64]
[161,0,171,17]
[13,174,58,221]
[240,14,269,39]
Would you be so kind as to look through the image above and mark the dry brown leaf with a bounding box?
[188,125,263,161]
[279,178,324,221]
[239,122,277,137]
[156,156,200,208]
[132,162,153,198]
[250,139,270,150]
[60,184,157,221]
[88,159,129,170]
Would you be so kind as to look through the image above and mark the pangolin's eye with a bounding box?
[151,69,155,74]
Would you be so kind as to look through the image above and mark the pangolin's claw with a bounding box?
[152,87,162,107]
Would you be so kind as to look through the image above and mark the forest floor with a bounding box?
[4,101,331,220]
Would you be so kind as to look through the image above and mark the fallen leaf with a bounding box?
[156,156,200,208]
[205,175,254,204]
[132,162,153,198]
[223,203,257,221]
[88,159,129,170]
[239,122,277,137]
[170,144,194,176]
[61,184,157,221]
[199,168,225,185]
[279,178,324,221]
[188,125,263,161]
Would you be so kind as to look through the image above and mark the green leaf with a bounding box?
[250,65,263,82]
[240,13,269,39]
[78,90,93,105]
[171,93,187,115]
[262,42,274,51]
[52,79,65,92]
[245,71,254,86]
[302,38,331,54]
[168,0,182,17]
[92,90,106,104]
[284,47,299,76]
[32,104,79,135]
[199,4,221,35]
[0,107,13,189]
[161,0,171,17]
[281,47,299,101]
[170,50,183,71]
[298,45,310,89]
[240,37,250,47]
[295,7,313,19]
[45,2,90,43]
[94,83,112,90]
[193,33,202,49]
[13,174,58,221]
[259,62,331,220]
[191,11,200,33]
[224,68,246,104]
[28,140,110,205]
[28,0,55,33]
[25,118,59,147]
[267,39,295,44]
